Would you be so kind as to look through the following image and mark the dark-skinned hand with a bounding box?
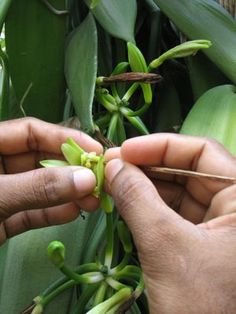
[105,134,236,314]
[0,117,102,245]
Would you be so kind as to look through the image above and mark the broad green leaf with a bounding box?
[152,78,182,133]
[65,13,97,133]
[187,52,229,101]
[154,0,236,84]
[181,85,236,155]
[0,0,12,30]
[5,0,67,122]
[85,0,137,43]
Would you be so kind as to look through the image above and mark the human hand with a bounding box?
[105,134,236,314]
[0,117,102,245]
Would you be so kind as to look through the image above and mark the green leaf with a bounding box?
[5,0,67,122]
[152,76,182,133]
[90,0,101,9]
[187,51,230,101]
[85,0,137,43]
[0,0,12,30]
[65,13,97,133]
[153,0,236,84]
[180,85,236,155]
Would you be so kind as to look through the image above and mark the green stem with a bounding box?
[95,90,118,112]
[134,274,145,299]
[39,263,100,298]
[104,212,114,269]
[110,253,132,274]
[106,277,127,290]
[122,83,139,102]
[107,113,119,142]
[114,266,145,299]
[34,279,76,313]
[40,0,68,15]
[71,283,100,314]
[41,280,75,307]
[125,102,151,117]
[116,114,126,145]
[93,281,108,306]
[111,83,121,103]
[114,265,142,282]
[86,287,133,314]
[60,265,104,284]
[120,107,149,135]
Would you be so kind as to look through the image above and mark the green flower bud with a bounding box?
[112,62,129,75]
[127,42,148,73]
[149,40,212,69]
[127,42,152,104]
[47,241,65,269]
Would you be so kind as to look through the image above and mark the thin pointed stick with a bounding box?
[141,166,236,184]
[95,133,236,184]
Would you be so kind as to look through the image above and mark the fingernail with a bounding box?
[105,159,124,184]
[73,168,96,197]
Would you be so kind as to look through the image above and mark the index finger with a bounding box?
[120,133,236,178]
[0,117,103,155]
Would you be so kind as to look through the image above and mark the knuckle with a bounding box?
[32,169,59,206]
[204,136,226,153]
[21,211,33,231]
[26,118,39,151]
[21,116,39,124]
[114,174,148,213]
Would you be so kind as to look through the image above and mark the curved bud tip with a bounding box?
[47,241,65,268]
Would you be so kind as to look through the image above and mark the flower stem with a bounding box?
[41,280,75,307]
[93,281,108,306]
[104,212,114,269]
[60,265,104,284]
[106,277,127,291]
[71,283,100,314]
[110,252,132,274]
[86,287,133,314]
[41,263,100,297]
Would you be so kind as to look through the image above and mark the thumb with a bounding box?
[0,166,96,220]
[105,159,193,267]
